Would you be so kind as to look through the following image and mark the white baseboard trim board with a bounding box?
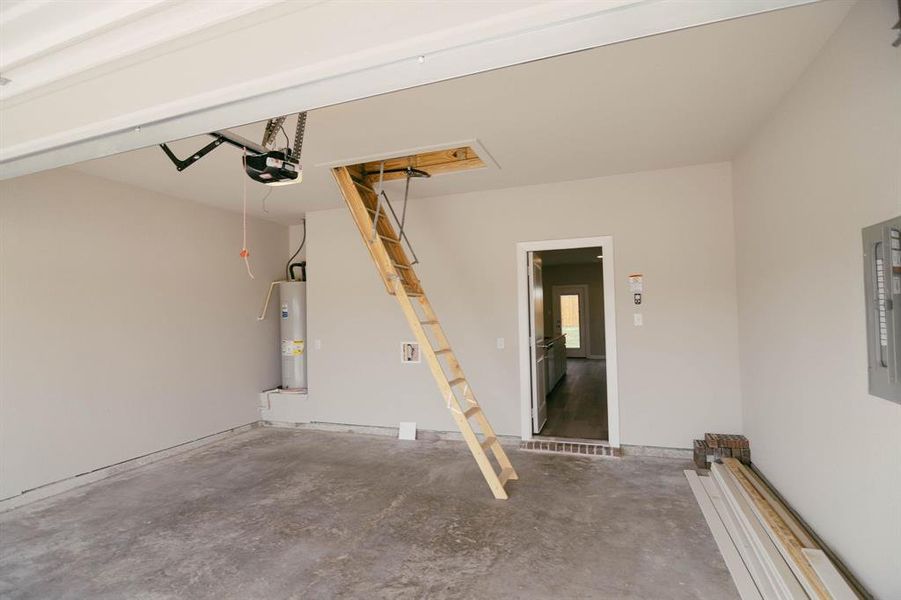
[0,421,260,513]
[262,420,520,446]
[264,420,398,437]
[620,444,692,459]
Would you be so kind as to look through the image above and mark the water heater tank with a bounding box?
[279,281,307,390]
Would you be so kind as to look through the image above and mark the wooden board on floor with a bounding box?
[711,463,807,600]
[802,549,857,600]
[733,460,817,549]
[699,474,776,600]
[722,458,831,600]
[685,470,763,600]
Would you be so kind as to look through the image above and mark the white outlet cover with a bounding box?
[633,313,643,326]
[398,422,417,441]
[497,337,505,349]
[400,341,421,363]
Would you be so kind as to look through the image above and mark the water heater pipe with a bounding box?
[257,280,284,320]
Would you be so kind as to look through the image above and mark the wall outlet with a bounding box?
[401,342,421,363]
[633,313,643,326]
[314,339,322,350]
[497,337,505,349]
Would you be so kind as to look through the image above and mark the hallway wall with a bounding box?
[541,262,606,357]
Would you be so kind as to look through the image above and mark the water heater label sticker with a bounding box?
[280,304,289,319]
[282,340,305,356]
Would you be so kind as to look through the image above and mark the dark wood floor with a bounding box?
[539,358,608,441]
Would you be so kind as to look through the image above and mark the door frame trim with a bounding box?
[551,283,590,358]
[516,236,619,446]
[527,252,547,433]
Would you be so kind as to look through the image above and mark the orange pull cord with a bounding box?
[241,148,255,279]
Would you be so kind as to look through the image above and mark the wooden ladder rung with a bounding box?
[463,406,481,419]
[420,320,439,325]
[380,234,400,244]
[448,377,466,387]
[434,348,452,355]
[392,262,411,270]
[481,436,497,451]
[498,468,517,486]
[364,206,388,218]
[352,179,377,195]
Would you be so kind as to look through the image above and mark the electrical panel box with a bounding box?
[862,216,901,403]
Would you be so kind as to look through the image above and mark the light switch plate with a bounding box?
[497,337,505,349]
[633,313,643,326]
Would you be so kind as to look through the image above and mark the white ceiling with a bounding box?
[0,0,281,99]
[69,0,852,225]
[1,0,818,177]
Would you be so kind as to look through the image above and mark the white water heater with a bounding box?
[279,281,307,390]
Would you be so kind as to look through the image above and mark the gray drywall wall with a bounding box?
[303,161,741,449]
[0,169,287,499]
[732,0,901,595]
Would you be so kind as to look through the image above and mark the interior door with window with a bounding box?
[553,285,589,358]
[528,252,547,432]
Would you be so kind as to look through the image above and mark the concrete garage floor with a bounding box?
[0,428,736,599]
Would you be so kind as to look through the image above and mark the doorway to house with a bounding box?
[520,241,617,444]
[553,285,589,358]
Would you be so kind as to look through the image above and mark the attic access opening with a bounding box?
[343,144,487,183]
[337,143,491,276]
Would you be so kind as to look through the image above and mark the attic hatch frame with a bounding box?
[330,145,519,500]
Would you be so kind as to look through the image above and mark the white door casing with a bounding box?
[528,252,548,433]
[517,236,619,446]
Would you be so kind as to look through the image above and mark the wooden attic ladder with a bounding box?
[331,154,518,500]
